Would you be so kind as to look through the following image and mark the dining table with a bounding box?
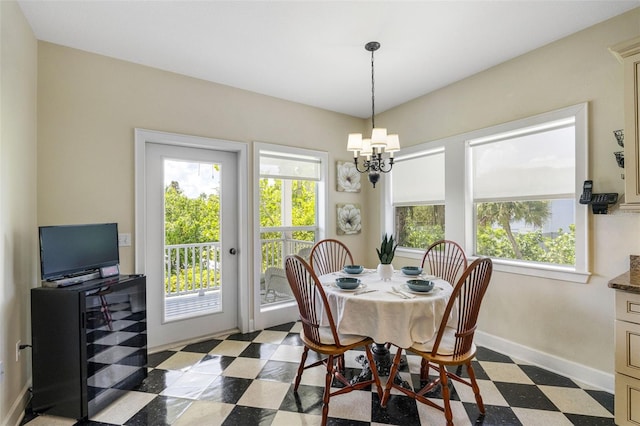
[318,268,456,384]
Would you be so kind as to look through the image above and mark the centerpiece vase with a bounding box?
[377,263,394,281]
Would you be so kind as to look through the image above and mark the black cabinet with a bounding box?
[31,275,147,420]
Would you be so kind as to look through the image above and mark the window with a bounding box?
[384,103,588,282]
[469,118,576,266]
[255,144,328,305]
[392,149,445,249]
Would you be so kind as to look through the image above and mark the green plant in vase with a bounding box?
[376,233,398,280]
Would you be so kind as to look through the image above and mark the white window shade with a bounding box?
[471,125,575,201]
[392,152,445,204]
[260,151,321,181]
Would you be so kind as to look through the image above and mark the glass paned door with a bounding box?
[163,159,223,321]
[145,142,238,348]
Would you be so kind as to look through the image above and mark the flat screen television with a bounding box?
[39,223,120,280]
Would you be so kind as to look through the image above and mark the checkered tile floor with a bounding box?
[22,321,614,425]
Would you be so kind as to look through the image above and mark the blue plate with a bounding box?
[343,265,364,274]
[335,277,361,289]
[406,279,434,292]
[401,266,423,276]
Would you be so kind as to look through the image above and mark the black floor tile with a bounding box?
[281,332,303,346]
[475,346,514,363]
[238,342,279,359]
[279,384,324,415]
[123,395,192,426]
[181,338,223,353]
[519,364,579,388]
[192,353,235,375]
[132,368,183,394]
[199,375,253,404]
[563,413,616,426]
[266,321,297,331]
[373,393,421,425]
[586,389,615,415]
[220,405,277,426]
[493,382,559,411]
[257,359,301,383]
[146,350,176,368]
[226,330,262,341]
[471,404,522,425]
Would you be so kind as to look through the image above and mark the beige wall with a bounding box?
[0,1,38,424]
[37,42,370,275]
[383,8,640,380]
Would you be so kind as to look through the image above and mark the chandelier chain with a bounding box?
[371,48,376,128]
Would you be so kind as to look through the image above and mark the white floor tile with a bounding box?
[208,339,250,357]
[90,391,156,424]
[539,385,614,418]
[156,351,206,371]
[172,400,235,426]
[512,407,575,426]
[479,361,535,385]
[221,357,268,379]
[236,379,291,409]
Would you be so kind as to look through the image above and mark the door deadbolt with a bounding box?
[229,248,237,255]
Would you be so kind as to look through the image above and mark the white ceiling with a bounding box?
[17,1,640,118]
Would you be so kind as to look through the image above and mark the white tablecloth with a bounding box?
[319,269,456,349]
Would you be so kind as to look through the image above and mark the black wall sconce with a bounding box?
[614,129,624,179]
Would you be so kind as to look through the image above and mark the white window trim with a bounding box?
[385,103,589,283]
[253,142,329,323]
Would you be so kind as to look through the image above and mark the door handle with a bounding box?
[229,248,237,255]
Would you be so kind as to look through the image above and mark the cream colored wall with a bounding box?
[381,8,640,377]
[36,41,369,298]
[0,1,38,424]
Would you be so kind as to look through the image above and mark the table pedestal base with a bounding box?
[350,343,409,389]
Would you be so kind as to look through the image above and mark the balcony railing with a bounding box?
[165,242,221,298]
[164,237,314,298]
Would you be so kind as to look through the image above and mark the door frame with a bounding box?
[134,128,250,338]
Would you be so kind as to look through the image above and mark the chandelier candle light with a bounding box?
[347,41,400,188]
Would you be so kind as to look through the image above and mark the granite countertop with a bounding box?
[608,271,640,293]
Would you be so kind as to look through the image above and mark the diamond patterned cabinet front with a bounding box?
[31,275,147,420]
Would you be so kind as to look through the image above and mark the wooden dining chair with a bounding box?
[285,255,382,425]
[309,238,354,276]
[419,239,469,379]
[421,239,468,285]
[381,257,493,426]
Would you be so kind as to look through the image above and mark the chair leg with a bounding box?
[439,365,453,426]
[420,358,431,383]
[381,348,403,407]
[294,346,309,392]
[337,354,345,372]
[364,344,382,400]
[466,361,485,415]
[322,355,334,425]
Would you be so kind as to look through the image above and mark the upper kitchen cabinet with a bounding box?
[611,36,640,209]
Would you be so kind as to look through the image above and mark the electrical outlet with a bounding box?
[118,233,131,247]
[16,340,20,362]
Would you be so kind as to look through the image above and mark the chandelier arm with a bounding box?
[379,159,394,173]
[353,157,371,174]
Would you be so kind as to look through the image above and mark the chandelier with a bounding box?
[347,41,400,188]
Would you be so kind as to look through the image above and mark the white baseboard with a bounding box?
[475,331,614,393]
[4,382,30,426]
